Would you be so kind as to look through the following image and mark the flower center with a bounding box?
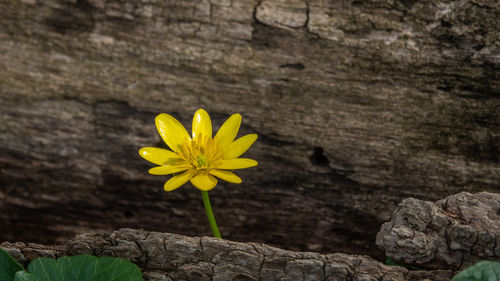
[178,134,223,170]
[197,154,208,167]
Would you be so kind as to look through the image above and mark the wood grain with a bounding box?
[0,0,498,258]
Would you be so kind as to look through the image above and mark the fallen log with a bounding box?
[2,228,454,281]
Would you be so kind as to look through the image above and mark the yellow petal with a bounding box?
[190,172,218,191]
[209,170,242,183]
[164,170,195,191]
[155,113,191,153]
[149,164,192,175]
[222,134,258,159]
[192,109,212,140]
[139,147,184,165]
[213,158,258,169]
[214,113,241,148]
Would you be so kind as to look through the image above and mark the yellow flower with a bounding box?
[139,109,258,191]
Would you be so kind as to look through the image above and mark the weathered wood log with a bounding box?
[1,228,455,281]
[376,191,500,270]
[0,0,499,258]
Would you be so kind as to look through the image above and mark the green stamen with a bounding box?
[197,154,208,167]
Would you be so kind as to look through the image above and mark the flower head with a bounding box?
[139,109,258,191]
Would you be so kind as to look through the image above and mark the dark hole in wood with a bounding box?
[124,211,134,218]
[310,147,329,166]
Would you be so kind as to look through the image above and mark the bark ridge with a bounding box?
[377,192,500,270]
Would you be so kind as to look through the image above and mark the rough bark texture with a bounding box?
[1,0,499,258]
[1,228,454,281]
[376,192,500,271]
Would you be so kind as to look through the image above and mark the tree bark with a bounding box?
[0,0,499,258]
[1,228,455,281]
[377,192,500,270]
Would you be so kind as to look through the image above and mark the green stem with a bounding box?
[201,191,222,238]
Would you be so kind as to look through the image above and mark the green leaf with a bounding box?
[0,248,24,281]
[27,257,63,281]
[452,261,500,281]
[16,255,144,281]
[14,271,41,281]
